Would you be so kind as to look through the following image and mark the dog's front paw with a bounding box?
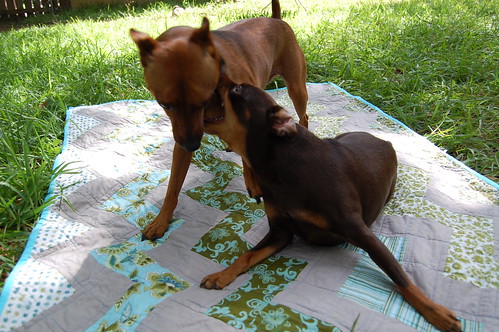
[242,162,263,203]
[247,189,263,204]
[245,174,263,203]
[200,271,236,290]
[141,217,170,241]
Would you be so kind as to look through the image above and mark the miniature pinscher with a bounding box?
[201,77,462,332]
[130,0,308,240]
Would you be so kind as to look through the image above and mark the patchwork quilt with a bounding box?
[1,83,498,331]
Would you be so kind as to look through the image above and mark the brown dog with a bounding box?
[130,0,308,240]
[201,78,462,332]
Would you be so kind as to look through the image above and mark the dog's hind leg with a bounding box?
[348,223,461,332]
[287,80,309,128]
[280,48,309,128]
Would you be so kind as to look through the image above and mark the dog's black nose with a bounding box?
[182,139,201,152]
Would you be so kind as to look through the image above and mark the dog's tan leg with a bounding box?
[399,282,462,332]
[201,204,293,289]
[243,160,263,202]
[142,143,193,240]
[200,245,279,289]
[279,44,308,128]
[348,224,461,332]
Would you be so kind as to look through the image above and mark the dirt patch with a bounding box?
[0,24,16,32]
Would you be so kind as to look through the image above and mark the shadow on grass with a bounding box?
[0,0,214,31]
[1,0,301,32]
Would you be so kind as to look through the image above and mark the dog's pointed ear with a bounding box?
[130,29,158,67]
[190,17,213,48]
[268,106,297,139]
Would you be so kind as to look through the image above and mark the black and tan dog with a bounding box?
[201,77,462,332]
[130,0,308,240]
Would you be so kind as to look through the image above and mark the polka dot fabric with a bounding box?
[1,259,74,330]
[32,209,91,255]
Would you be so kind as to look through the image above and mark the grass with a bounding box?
[0,0,497,291]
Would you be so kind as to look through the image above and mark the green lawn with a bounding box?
[0,0,497,290]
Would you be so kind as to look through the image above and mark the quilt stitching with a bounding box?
[1,84,497,331]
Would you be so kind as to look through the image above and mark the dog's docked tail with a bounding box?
[271,0,282,20]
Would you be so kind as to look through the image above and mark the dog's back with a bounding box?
[248,126,396,226]
[329,132,397,223]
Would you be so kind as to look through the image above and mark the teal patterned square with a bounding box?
[100,170,170,229]
[88,221,189,331]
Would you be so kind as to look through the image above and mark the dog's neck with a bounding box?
[216,57,227,95]
[219,57,226,77]
[211,57,227,109]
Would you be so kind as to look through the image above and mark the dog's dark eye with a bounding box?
[158,103,173,112]
[232,85,242,94]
